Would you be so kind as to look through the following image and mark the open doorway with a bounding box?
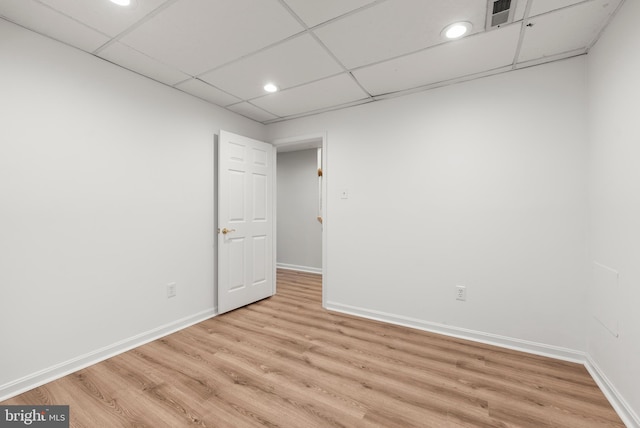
[276,148,322,273]
[273,133,327,308]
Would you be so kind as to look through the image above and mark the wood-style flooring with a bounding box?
[3,269,624,427]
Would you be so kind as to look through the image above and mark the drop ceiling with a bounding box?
[0,0,623,124]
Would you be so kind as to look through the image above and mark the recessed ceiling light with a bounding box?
[264,83,278,93]
[110,0,131,6]
[442,22,472,40]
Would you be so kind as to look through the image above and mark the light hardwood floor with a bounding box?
[3,269,624,427]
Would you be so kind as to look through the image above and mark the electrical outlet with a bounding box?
[456,285,466,301]
[167,282,177,298]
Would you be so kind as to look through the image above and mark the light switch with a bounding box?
[340,189,349,199]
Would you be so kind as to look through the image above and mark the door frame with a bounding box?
[272,132,328,308]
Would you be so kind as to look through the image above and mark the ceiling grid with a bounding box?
[0,0,625,123]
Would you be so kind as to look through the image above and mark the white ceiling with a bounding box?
[0,0,624,124]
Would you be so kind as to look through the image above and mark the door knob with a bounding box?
[220,227,236,235]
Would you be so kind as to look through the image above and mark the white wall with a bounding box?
[6,8,637,420]
[277,149,322,272]
[268,57,590,355]
[587,0,640,423]
[0,19,265,397]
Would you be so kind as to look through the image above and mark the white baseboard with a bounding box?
[326,301,640,426]
[585,356,640,428]
[0,309,216,402]
[326,301,585,363]
[277,263,322,274]
[3,300,636,428]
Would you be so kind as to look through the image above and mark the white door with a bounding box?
[218,130,275,314]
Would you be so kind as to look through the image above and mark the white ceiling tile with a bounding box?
[353,23,522,96]
[38,0,169,37]
[515,48,585,69]
[504,0,585,22]
[529,0,587,17]
[175,79,241,106]
[314,0,486,69]
[513,0,529,21]
[251,74,369,117]
[227,102,279,123]
[98,41,190,86]
[199,34,343,101]
[120,0,304,76]
[0,0,109,51]
[518,0,621,62]
[283,0,377,27]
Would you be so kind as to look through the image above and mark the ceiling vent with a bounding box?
[486,0,517,29]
